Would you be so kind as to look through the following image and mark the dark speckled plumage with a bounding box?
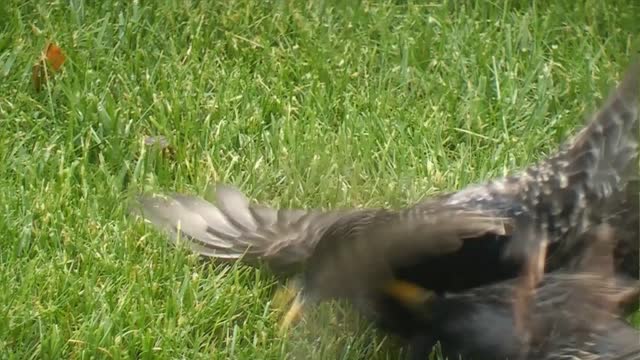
[407,224,640,360]
[407,271,640,360]
[132,62,639,345]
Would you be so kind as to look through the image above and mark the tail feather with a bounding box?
[134,185,355,273]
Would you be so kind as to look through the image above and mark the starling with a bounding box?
[406,225,640,360]
[406,270,640,360]
[133,61,639,334]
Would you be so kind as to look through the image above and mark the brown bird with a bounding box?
[133,60,639,336]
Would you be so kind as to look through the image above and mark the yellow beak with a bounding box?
[383,280,433,308]
[274,279,433,334]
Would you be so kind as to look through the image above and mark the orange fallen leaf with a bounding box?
[45,43,66,70]
[32,42,66,92]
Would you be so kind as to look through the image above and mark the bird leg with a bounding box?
[279,293,306,334]
[272,281,299,310]
[272,281,306,334]
[513,237,548,356]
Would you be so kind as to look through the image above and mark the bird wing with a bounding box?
[540,322,640,360]
[372,200,511,262]
[133,184,363,273]
[449,61,638,235]
[303,200,510,300]
[498,61,640,272]
[537,59,639,229]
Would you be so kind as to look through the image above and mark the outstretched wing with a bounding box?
[449,61,638,229]
[503,61,640,268]
[134,184,364,273]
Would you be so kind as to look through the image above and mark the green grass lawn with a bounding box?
[1,0,638,359]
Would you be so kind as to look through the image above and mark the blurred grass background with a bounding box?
[0,0,638,358]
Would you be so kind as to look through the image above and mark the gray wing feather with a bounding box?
[134,185,356,272]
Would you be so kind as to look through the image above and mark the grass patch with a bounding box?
[1,0,638,358]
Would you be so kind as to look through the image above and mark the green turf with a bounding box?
[1,0,638,358]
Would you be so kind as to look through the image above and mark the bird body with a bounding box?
[406,272,640,360]
[133,61,639,351]
[406,225,640,360]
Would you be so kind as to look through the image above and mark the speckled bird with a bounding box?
[406,225,640,360]
[406,269,640,360]
[133,61,639,336]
